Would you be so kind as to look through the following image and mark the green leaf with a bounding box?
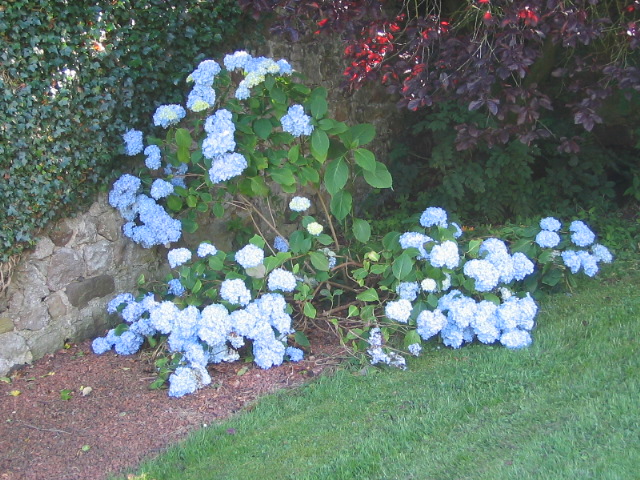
[382,231,402,251]
[309,251,330,271]
[356,288,379,302]
[392,252,414,280]
[249,176,270,196]
[175,128,192,149]
[181,217,199,234]
[289,230,312,254]
[288,144,300,163]
[324,157,349,195]
[309,93,328,119]
[330,190,352,221]
[352,218,371,243]
[403,330,422,349]
[294,331,310,348]
[350,123,376,147]
[363,162,393,189]
[253,118,272,140]
[269,167,296,186]
[303,302,317,319]
[213,203,225,218]
[353,148,376,172]
[300,166,320,185]
[311,129,330,162]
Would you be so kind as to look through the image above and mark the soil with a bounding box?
[0,328,346,480]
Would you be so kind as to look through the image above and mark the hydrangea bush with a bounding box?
[93,52,613,397]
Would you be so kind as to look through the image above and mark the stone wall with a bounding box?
[0,194,165,376]
[0,37,404,377]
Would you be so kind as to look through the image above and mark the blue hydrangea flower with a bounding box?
[267,268,297,292]
[188,59,221,85]
[122,129,144,156]
[289,196,311,212]
[471,300,500,344]
[286,346,304,362]
[153,104,186,128]
[484,251,515,284]
[561,250,581,274]
[277,59,293,75]
[419,207,448,228]
[429,241,460,269]
[203,110,236,157]
[500,329,532,349]
[274,236,289,253]
[280,104,314,137]
[144,145,162,170]
[109,174,141,210]
[124,196,182,248]
[396,282,420,301]
[535,230,561,248]
[416,310,447,340]
[569,220,596,247]
[399,232,432,260]
[113,330,144,355]
[197,242,218,257]
[512,252,535,281]
[235,244,264,269]
[253,338,286,369]
[540,217,561,231]
[149,301,178,334]
[168,248,192,268]
[591,244,613,263]
[479,238,509,257]
[235,84,250,100]
[408,343,422,356]
[121,301,145,323]
[198,303,231,346]
[168,367,198,398]
[184,342,208,367]
[578,251,599,277]
[224,51,251,71]
[92,336,113,355]
[441,321,464,349]
[208,152,247,183]
[168,279,185,296]
[220,278,252,306]
[445,295,477,329]
[385,299,413,323]
[420,278,438,293]
[451,222,463,238]
[150,179,174,200]
[107,292,136,314]
[187,84,216,112]
[463,259,500,292]
[366,328,407,369]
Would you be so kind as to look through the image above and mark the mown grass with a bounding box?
[117,259,640,480]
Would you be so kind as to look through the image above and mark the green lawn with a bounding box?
[117,260,640,480]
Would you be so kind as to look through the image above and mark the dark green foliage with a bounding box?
[383,100,637,223]
[0,0,242,260]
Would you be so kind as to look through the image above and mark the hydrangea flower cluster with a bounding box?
[93,282,304,397]
[289,196,311,212]
[281,104,314,137]
[152,104,186,128]
[533,216,613,277]
[122,129,144,156]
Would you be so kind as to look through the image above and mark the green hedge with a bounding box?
[0,0,243,261]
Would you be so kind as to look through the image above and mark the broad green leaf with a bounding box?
[177,145,190,164]
[309,94,328,119]
[166,195,183,212]
[330,190,352,221]
[303,302,317,318]
[353,148,376,172]
[356,288,379,302]
[294,331,310,347]
[270,167,296,186]
[212,203,225,218]
[181,217,198,234]
[352,218,371,243]
[249,176,270,196]
[186,195,197,208]
[382,231,402,251]
[175,128,192,149]
[309,251,330,271]
[350,123,376,147]
[363,161,393,189]
[392,252,414,280]
[403,330,422,349]
[316,233,334,246]
[311,129,329,162]
[289,230,312,254]
[288,144,300,163]
[253,118,272,139]
[270,86,287,105]
[300,166,320,185]
[324,157,349,195]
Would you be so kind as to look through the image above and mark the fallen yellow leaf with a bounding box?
[9,390,21,396]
